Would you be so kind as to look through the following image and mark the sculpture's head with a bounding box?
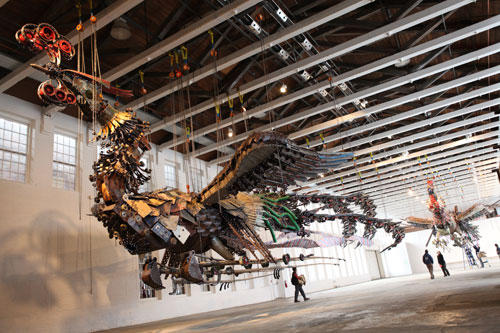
[16,23,75,66]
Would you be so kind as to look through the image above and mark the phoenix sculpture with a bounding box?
[18,23,405,292]
[404,180,492,249]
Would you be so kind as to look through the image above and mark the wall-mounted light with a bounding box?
[280,83,287,93]
[228,127,234,138]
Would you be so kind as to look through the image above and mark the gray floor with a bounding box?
[101,262,500,332]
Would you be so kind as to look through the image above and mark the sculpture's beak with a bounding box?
[30,63,50,75]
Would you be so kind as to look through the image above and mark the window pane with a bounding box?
[164,163,177,189]
[52,133,76,190]
[0,117,28,183]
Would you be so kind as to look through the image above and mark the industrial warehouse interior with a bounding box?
[0,0,500,332]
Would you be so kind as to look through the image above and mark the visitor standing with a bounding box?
[437,251,450,277]
[291,267,310,303]
[423,250,435,279]
[473,244,484,268]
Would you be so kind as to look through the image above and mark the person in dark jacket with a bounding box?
[437,251,450,277]
[291,267,310,303]
[473,244,484,268]
[423,249,434,279]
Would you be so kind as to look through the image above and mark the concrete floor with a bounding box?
[101,263,500,332]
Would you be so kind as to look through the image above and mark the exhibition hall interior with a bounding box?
[1,0,500,332]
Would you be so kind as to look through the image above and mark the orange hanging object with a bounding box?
[175,70,182,78]
[186,184,190,193]
[76,23,84,31]
[328,76,333,82]
[140,87,147,95]
[210,49,217,57]
[90,16,97,23]
[114,101,120,107]
[256,13,264,21]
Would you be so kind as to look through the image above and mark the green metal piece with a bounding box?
[258,194,290,202]
[263,218,277,242]
[263,211,297,231]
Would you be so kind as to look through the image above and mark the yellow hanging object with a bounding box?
[208,30,217,57]
[237,88,245,112]
[319,132,325,149]
[181,46,189,71]
[208,30,214,44]
[227,93,234,117]
[138,70,147,95]
[214,99,221,122]
[305,137,310,148]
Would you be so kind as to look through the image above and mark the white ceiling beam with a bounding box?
[379,175,498,211]
[300,124,500,189]
[0,0,144,94]
[369,165,498,202]
[300,66,500,148]
[131,0,373,123]
[379,175,497,210]
[332,153,500,196]
[320,97,500,152]
[381,183,498,218]
[338,157,499,198]
[105,0,263,83]
[295,131,500,193]
[156,0,476,142]
[204,62,500,165]
[354,112,497,158]
[312,148,500,196]
[315,119,500,179]
[185,41,500,155]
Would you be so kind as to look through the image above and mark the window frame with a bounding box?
[189,167,205,193]
[0,113,31,184]
[163,161,178,189]
[52,131,78,191]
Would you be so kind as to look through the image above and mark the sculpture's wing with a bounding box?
[199,132,352,205]
[402,216,433,232]
[457,204,490,221]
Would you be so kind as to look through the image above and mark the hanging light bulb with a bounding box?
[280,83,287,94]
[110,18,131,40]
[228,127,234,138]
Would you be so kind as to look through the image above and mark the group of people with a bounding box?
[423,243,500,279]
[291,244,500,302]
[422,250,450,279]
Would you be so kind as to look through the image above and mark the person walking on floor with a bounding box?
[437,251,450,277]
[423,249,435,279]
[291,267,310,303]
[473,244,484,268]
[495,244,500,259]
